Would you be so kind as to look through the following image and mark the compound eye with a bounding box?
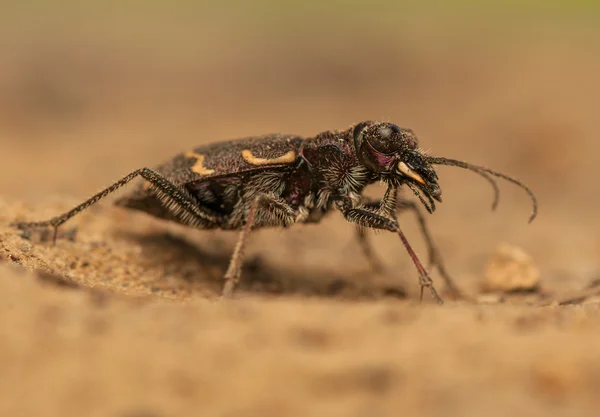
[352,121,372,153]
[365,124,403,154]
[353,122,420,173]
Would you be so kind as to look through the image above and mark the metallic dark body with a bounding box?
[117,128,376,231]
[14,121,537,303]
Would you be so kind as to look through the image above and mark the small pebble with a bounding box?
[483,243,540,292]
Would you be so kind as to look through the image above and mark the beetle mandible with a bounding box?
[13,121,538,303]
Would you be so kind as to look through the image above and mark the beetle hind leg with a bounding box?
[12,168,219,244]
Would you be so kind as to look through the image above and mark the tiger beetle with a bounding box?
[13,121,538,303]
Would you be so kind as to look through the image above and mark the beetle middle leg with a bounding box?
[221,194,296,297]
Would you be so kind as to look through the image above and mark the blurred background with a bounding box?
[3,3,600,416]
[1,0,599,294]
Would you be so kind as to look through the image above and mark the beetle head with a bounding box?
[352,120,538,221]
[353,121,442,209]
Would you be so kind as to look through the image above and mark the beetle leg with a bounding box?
[335,183,400,231]
[337,202,400,231]
[397,199,464,299]
[337,187,443,304]
[221,194,297,297]
[356,227,385,274]
[354,185,398,273]
[12,168,219,243]
[355,188,464,299]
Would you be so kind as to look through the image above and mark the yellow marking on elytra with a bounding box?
[185,151,215,175]
[241,149,296,166]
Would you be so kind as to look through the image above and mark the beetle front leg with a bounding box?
[339,184,400,232]
[335,197,400,232]
[397,199,465,299]
[357,192,465,299]
[336,189,444,304]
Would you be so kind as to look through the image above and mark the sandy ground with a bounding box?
[1,8,600,416]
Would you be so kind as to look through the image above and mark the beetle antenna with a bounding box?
[428,156,537,223]
[469,169,500,211]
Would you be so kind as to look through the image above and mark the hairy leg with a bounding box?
[356,227,385,274]
[397,199,464,299]
[12,168,220,242]
[221,194,296,297]
[336,185,443,304]
[354,192,464,299]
